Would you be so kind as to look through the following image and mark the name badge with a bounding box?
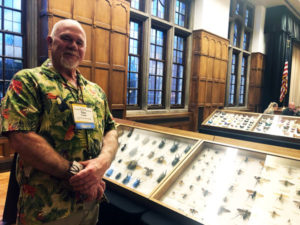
[71,103,95,129]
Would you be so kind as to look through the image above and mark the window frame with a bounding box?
[226,0,254,108]
[0,0,26,99]
[127,0,193,113]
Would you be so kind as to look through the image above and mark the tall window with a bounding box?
[0,0,24,99]
[171,35,184,106]
[152,0,166,19]
[175,0,187,27]
[148,28,164,106]
[128,0,192,111]
[127,21,141,106]
[226,0,254,107]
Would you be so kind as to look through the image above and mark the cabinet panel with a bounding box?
[95,68,109,95]
[95,28,110,64]
[73,0,94,24]
[95,0,112,29]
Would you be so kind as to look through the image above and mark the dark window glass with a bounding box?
[233,22,240,47]
[152,0,165,19]
[229,53,238,105]
[175,0,186,27]
[243,32,250,50]
[235,0,243,16]
[239,55,247,105]
[127,21,141,106]
[148,28,165,106]
[0,0,23,98]
[245,7,253,28]
[171,35,184,106]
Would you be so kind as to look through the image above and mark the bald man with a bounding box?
[0,19,118,225]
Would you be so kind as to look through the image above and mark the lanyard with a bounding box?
[59,73,84,103]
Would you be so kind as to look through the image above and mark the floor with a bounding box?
[0,172,10,221]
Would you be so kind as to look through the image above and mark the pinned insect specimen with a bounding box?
[254,176,270,185]
[228,185,235,192]
[157,171,167,183]
[184,145,191,154]
[135,134,140,141]
[247,189,263,200]
[189,208,198,215]
[118,159,122,163]
[121,144,127,152]
[142,137,150,145]
[237,169,243,175]
[105,168,113,177]
[293,200,300,209]
[270,210,280,218]
[236,209,251,220]
[296,190,300,196]
[170,142,179,153]
[122,173,132,184]
[196,175,201,181]
[275,193,288,203]
[148,151,155,159]
[157,156,165,164]
[182,193,187,199]
[127,129,134,137]
[152,140,157,145]
[127,160,138,170]
[129,147,138,157]
[133,178,141,188]
[189,185,194,191]
[171,155,180,166]
[218,206,230,215]
[179,180,184,186]
[144,167,153,176]
[158,139,166,149]
[280,180,295,187]
[115,172,122,180]
[244,156,249,163]
[201,188,210,197]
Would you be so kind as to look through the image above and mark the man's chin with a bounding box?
[61,59,79,70]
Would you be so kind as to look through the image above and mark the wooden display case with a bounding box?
[104,124,202,198]
[151,141,300,225]
[201,109,300,149]
[103,119,300,225]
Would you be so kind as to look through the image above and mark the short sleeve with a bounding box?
[0,70,42,134]
[103,95,116,133]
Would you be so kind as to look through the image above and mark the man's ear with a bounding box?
[46,36,53,47]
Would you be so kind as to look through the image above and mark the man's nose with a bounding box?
[68,40,78,50]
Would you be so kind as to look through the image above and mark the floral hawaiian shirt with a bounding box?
[0,59,116,225]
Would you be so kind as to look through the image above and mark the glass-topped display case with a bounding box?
[151,141,300,225]
[201,110,300,148]
[104,124,201,197]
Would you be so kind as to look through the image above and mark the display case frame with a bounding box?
[151,140,300,225]
[104,123,202,199]
[201,109,300,149]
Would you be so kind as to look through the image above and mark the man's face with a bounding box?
[49,23,86,70]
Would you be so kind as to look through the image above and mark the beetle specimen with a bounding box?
[127,160,138,170]
[158,139,166,149]
[129,147,138,157]
[142,137,150,145]
[184,145,191,154]
[115,172,122,180]
[148,151,155,159]
[157,171,167,183]
[127,129,134,137]
[171,155,180,166]
[189,208,198,215]
[201,188,210,197]
[121,144,127,152]
[133,178,141,188]
[105,168,113,177]
[157,156,165,164]
[122,173,132,184]
[170,142,179,153]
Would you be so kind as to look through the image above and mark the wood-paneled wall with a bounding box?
[248,52,265,112]
[39,0,130,118]
[189,30,229,131]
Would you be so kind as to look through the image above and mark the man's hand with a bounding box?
[78,180,106,202]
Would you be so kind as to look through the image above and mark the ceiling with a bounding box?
[250,0,300,18]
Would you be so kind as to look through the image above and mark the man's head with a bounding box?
[47,19,86,72]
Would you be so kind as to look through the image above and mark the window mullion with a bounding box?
[165,27,174,109]
[142,18,151,110]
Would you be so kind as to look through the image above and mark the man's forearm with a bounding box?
[8,131,70,179]
[97,129,119,169]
